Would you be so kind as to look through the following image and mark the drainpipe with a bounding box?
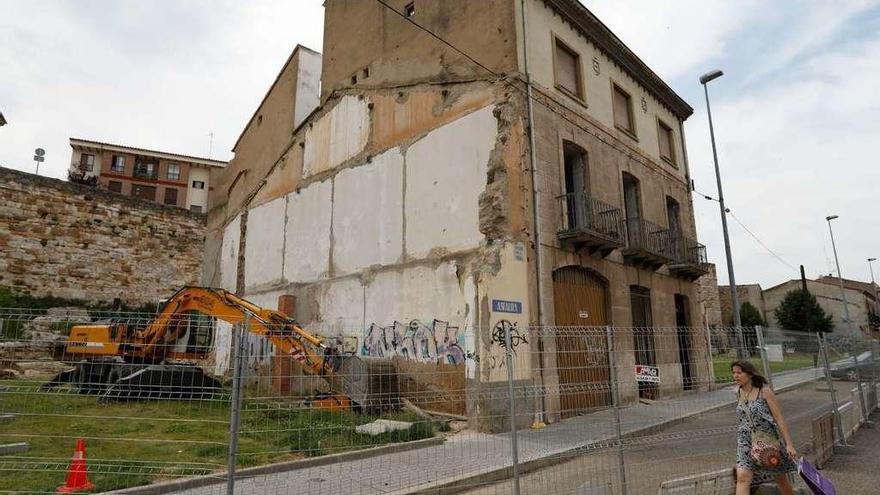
[520,0,547,426]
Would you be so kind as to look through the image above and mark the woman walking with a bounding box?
[732,360,797,495]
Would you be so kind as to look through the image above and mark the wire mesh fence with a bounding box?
[1,303,878,494]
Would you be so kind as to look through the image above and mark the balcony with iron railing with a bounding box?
[556,192,625,254]
[621,217,675,268]
[667,236,709,280]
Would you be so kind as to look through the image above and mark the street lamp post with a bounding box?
[700,69,746,358]
[869,257,878,327]
[825,215,854,333]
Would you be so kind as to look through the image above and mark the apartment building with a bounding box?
[202,0,709,429]
[69,138,227,212]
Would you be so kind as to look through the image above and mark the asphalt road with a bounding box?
[458,381,856,494]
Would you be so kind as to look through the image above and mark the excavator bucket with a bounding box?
[329,356,398,413]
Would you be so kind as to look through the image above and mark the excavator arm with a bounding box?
[136,287,341,377]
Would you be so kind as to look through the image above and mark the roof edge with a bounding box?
[542,0,694,120]
[69,138,227,167]
[231,44,322,152]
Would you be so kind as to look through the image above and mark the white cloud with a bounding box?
[0,0,325,179]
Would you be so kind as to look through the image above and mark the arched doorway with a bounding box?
[552,266,611,416]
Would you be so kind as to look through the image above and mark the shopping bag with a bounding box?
[798,457,836,495]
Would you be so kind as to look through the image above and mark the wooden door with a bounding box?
[675,294,694,391]
[553,267,611,416]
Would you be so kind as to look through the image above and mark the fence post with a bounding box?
[226,313,249,495]
[850,346,871,426]
[705,325,715,387]
[755,326,773,390]
[606,326,627,495]
[504,322,521,495]
[817,333,847,446]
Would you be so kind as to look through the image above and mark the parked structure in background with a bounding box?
[201,0,709,429]
[717,277,879,337]
[68,138,227,212]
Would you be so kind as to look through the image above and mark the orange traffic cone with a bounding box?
[57,438,95,493]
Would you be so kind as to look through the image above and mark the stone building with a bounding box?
[69,138,227,212]
[202,0,710,427]
[718,283,765,325]
[763,278,879,337]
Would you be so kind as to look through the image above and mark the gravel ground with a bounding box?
[458,381,858,494]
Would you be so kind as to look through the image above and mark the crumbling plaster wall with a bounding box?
[320,0,518,100]
[209,80,532,362]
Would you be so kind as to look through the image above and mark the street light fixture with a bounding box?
[825,215,854,333]
[700,69,746,358]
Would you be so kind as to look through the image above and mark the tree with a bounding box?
[740,301,766,328]
[774,289,833,366]
[773,289,834,333]
[739,301,765,353]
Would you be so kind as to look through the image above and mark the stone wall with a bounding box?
[696,264,721,328]
[0,167,205,305]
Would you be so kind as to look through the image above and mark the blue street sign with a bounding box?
[492,299,522,314]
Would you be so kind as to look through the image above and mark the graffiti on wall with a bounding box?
[490,320,528,353]
[362,319,467,365]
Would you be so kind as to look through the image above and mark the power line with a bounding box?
[693,186,797,272]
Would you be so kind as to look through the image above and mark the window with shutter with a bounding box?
[554,39,582,99]
[658,120,675,164]
[613,85,634,135]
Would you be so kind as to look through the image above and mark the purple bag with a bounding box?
[798,458,836,495]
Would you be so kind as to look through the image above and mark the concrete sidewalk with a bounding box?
[164,363,840,495]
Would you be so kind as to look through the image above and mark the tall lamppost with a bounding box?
[826,215,854,333]
[869,257,878,326]
[700,69,745,358]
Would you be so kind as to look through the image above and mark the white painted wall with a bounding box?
[333,148,404,275]
[220,214,241,291]
[303,95,370,178]
[244,198,286,290]
[294,49,322,129]
[186,167,211,210]
[405,105,496,258]
[283,179,332,283]
[364,262,469,328]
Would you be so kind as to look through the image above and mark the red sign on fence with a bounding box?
[635,365,660,383]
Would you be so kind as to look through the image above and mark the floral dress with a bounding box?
[736,386,796,476]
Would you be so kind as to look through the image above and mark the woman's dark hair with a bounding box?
[731,360,768,388]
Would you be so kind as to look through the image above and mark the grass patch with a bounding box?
[712,353,818,383]
[0,383,438,492]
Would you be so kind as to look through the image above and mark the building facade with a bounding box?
[202,0,710,429]
[763,278,879,337]
[69,138,227,212]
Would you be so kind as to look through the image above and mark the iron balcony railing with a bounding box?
[557,192,624,242]
[668,236,708,266]
[623,217,675,261]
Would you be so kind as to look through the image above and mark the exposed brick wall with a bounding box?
[0,167,205,305]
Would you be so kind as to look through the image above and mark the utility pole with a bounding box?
[700,69,745,358]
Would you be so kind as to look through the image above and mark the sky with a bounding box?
[1,1,879,289]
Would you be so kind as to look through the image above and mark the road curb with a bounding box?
[103,436,445,495]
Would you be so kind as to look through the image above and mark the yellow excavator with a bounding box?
[42,287,378,411]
